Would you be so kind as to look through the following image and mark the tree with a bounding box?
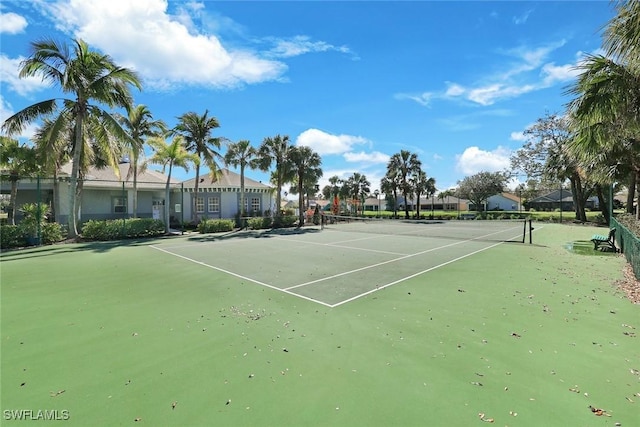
[173,110,224,223]
[148,135,197,234]
[117,104,167,218]
[602,0,640,62]
[567,55,640,215]
[0,137,39,224]
[511,113,594,221]
[224,140,258,217]
[456,171,508,213]
[387,150,421,219]
[1,38,141,237]
[381,170,400,218]
[256,135,293,221]
[287,146,322,226]
[343,172,370,215]
[411,170,436,219]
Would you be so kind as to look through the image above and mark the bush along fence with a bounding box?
[611,215,640,280]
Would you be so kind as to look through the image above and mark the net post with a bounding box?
[529,219,533,244]
[522,219,526,243]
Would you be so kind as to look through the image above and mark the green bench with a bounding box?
[591,228,617,251]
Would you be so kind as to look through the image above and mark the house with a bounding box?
[180,169,274,222]
[396,195,469,212]
[527,189,598,211]
[486,193,522,211]
[1,162,274,227]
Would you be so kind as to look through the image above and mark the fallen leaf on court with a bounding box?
[134,417,142,422]
[588,405,611,416]
[50,390,65,397]
[172,401,177,410]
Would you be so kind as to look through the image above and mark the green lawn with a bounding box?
[1,223,638,426]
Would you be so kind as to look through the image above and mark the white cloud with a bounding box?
[468,83,536,106]
[343,151,389,164]
[445,83,465,97]
[296,128,369,155]
[513,9,533,25]
[266,35,354,59]
[0,94,39,140]
[394,92,432,107]
[0,54,50,96]
[541,62,579,85]
[0,12,27,34]
[455,146,511,175]
[37,0,287,89]
[510,131,527,142]
[401,40,581,107]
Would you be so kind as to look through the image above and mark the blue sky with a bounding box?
[0,0,615,197]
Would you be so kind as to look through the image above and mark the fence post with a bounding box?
[36,175,41,244]
[122,181,126,236]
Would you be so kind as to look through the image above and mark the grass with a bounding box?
[1,223,638,426]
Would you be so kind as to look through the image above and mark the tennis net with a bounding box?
[321,214,528,243]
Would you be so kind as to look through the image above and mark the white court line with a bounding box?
[284,237,480,291]
[150,224,526,308]
[330,240,507,308]
[149,245,334,308]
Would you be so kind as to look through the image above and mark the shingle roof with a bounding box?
[181,168,272,191]
[59,162,178,190]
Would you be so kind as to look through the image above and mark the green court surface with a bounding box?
[1,222,638,426]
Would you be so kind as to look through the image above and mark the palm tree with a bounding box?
[173,110,224,223]
[117,105,167,217]
[0,137,39,224]
[224,140,258,217]
[566,54,640,218]
[325,175,342,214]
[256,135,293,221]
[387,150,422,219]
[343,172,371,216]
[602,0,640,62]
[148,135,197,233]
[411,170,436,219]
[381,170,400,218]
[1,38,141,237]
[288,146,322,226]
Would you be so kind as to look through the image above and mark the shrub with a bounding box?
[0,225,26,249]
[81,218,165,241]
[273,215,297,228]
[41,222,64,244]
[616,213,640,236]
[198,219,235,234]
[247,217,272,230]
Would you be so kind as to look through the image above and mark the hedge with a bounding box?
[81,218,165,241]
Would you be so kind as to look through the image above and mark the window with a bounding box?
[195,197,204,213]
[113,197,127,213]
[251,197,260,214]
[208,197,219,213]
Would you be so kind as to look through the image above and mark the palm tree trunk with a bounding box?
[132,155,138,218]
[240,164,245,216]
[165,162,173,234]
[68,116,84,238]
[193,164,200,223]
[403,191,410,219]
[9,178,17,225]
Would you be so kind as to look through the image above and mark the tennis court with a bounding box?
[2,222,638,427]
[150,218,531,307]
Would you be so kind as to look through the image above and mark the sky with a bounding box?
[0,0,617,197]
